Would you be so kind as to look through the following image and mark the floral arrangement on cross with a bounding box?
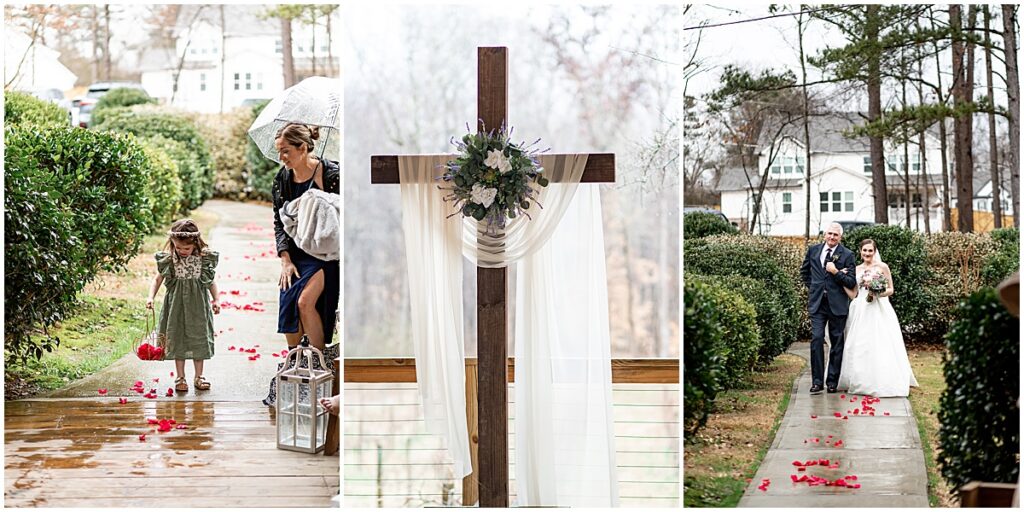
[440,123,549,231]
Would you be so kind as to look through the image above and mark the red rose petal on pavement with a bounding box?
[853,408,859,414]
[165,388,174,397]
[170,372,174,377]
[139,434,146,441]
[98,389,108,395]
[175,424,187,430]
[840,394,846,399]
[792,460,803,466]
[834,412,842,417]
[228,346,236,351]
[798,467,806,471]
[119,398,128,404]
[144,392,157,399]
[843,415,849,420]
[134,380,144,387]
[147,418,159,424]
[852,483,861,489]
[883,412,890,416]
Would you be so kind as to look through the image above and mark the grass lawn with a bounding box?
[4,208,220,399]
[683,353,806,507]
[907,345,957,508]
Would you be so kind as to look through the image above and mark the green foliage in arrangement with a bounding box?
[938,287,1019,489]
[90,88,156,126]
[4,91,68,127]
[245,100,281,201]
[4,125,154,361]
[683,211,738,239]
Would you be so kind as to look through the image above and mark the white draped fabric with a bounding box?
[398,155,472,478]
[398,153,618,506]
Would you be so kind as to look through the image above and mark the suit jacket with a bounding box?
[800,242,857,316]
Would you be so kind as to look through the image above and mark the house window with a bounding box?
[200,73,206,92]
[912,153,921,172]
[796,156,805,175]
[257,73,264,91]
[233,73,240,91]
[321,42,328,52]
[912,193,922,208]
[771,158,781,174]
[275,38,282,54]
[820,192,829,212]
[190,47,197,55]
[844,191,854,212]
[783,156,794,174]
[832,191,842,212]
[783,192,792,213]
[863,156,871,173]
[245,72,252,91]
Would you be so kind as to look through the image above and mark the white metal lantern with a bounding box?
[276,337,334,453]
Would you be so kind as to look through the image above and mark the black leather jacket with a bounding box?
[272,157,341,257]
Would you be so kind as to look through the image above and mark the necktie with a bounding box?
[824,248,832,268]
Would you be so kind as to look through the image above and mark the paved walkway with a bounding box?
[8,200,339,507]
[738,342,929,507]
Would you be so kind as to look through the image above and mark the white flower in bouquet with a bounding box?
[470,183,498,208]
[484,148,513,174]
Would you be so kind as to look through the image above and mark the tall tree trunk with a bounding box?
[931,15,952,232]
[799,8,813,241]
[219,4,226,113]
[325,8,334,76]
[951,5,975,233]
[281,16,296,88]
[866,5,888,223]
[103,5,111,80]
[984,6,1003,228]
[311,12,317,76]
[902,65,911,229]
[1003,5,1021,227]
[917,59,932,234]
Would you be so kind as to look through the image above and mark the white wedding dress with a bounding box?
[837,267,919,397]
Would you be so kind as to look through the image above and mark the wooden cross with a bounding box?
[370,47,615,508]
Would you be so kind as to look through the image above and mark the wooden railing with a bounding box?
[344,358,679,507]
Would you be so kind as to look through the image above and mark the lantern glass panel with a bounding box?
[317,410,328,447]
[296,411,312,447]
[279,380,295,414]
[279,410,294,445]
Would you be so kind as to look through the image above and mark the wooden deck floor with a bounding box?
[5,399,339,507]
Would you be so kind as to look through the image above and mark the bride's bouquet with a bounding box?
[860,269,888,303]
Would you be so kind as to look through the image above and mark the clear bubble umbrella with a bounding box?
[248,76,341,164]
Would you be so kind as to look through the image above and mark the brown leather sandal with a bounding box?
[194,376,211,390]
[174,377,188,392]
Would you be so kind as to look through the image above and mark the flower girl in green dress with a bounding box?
[146,219,220,392]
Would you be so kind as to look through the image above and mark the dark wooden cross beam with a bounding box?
[370,47,615,508]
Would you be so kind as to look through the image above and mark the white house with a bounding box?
[141,5,340,113]
[4,29,78,92]
[717,113,949,235]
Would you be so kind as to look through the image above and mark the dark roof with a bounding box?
[717,166,803,192]
[175,5,278,38]
[763,112,942,154]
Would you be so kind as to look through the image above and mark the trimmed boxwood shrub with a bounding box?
[982,227,1020,287]
[138,140,183,226]
[684,277,727,437]
[685,237,801,364]
[4,91,68,127]
[92,107,214,208]
[5,125,154,361]
[245,100,281,201]
[845,225,930,335]
[938,287,1019,489]
[701,273,784,370]
[188,108,254,199]
[696,274,761,381]
[923,232,999,338]
[90,88,156,126]
[683,211,737,239]
[143,135,205,212]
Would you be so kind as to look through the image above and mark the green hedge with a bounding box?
[684,277,727,437]
[245,100,280,201]
[923,232,998,338]
[938,287,1019,489]
[683,211,737,239]
[90,88,155,126]
[188,108,255,199]
[845,225,931,334]
[92,107,214,209]
[685,236,801,364]
[695,274,762,382]
[982,227,1020,287]
[138,140,183,226]
[4,125,154,361]
[4,91,68,127]
[701,273,785,371]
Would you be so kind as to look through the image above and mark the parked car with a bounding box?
[73,81,147,128]
[683,206,736,226]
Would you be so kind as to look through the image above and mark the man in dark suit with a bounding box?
[799,222,858,394]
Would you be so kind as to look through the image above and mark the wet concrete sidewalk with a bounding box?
[48,200,291,402]
[738,342,929,507]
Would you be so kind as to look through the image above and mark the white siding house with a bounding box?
[141,6,340,113]
[717,113,949,235]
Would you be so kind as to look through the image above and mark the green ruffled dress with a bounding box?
[155,251,219,360]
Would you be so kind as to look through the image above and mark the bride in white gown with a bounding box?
[837,239,919,397]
